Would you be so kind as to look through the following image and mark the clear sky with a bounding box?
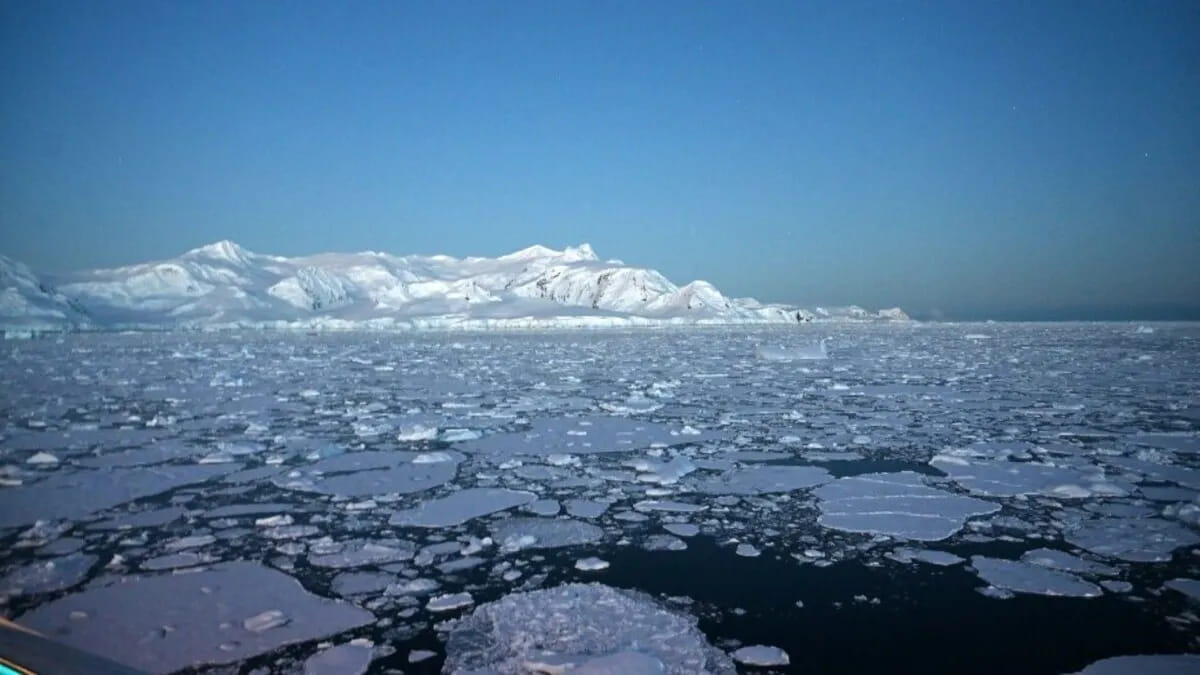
[2,0,1197,319]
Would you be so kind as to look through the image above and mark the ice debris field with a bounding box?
[1,323,1199,674]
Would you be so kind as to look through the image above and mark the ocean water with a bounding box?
[1,324,1198,673]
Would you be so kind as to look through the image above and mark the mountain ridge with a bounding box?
[1,242,908,333]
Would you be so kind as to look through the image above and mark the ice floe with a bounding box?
[303,642,374,675]
[931,454,1125,498]
[427,591,474,612]
[1,553,96,597]
[575,556,610,571]
[887,547,964,566]
[663,523,701,537]
[1064,518,1200,562]
[970,556,1102,598]
[0,465,239,527]
[389,487,536,527]
[18,562,373,674]
[308,540,416,568]
[287,453,462,497]
[1019,548,1117,575]
[730,645,790,666]
[814,472,999,541]
[693,465,832,495]
[1164,578,1200,602]
[490,518,604,551]
[643,534,688,551]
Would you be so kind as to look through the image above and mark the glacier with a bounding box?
[0,241,907,333]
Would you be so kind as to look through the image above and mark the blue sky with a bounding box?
[1,0,1197,319]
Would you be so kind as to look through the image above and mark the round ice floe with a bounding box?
[1064,517,1200,562]
[731,645,790,666]
[813,472,998,541]
[442,583,735,674]
[575,556,610,571]
[735,543,760,557]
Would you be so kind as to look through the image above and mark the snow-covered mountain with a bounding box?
[1,242,908,332]
[0,254,92,334]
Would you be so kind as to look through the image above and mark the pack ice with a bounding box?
[442,584,736,674]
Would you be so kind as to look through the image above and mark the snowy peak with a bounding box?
[182,240,257,266]
[500,243,599,263]
[669,281,733,313]
[500,244,558,261]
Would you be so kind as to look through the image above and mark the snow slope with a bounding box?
[2,241,908,331]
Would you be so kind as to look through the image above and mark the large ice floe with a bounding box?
[931,453,1129,498]
[442,584,736,674]
[969,556,1103,598]
[813,472,999,540]
[1064,518,1199,562]
[17,562,373,673]
[0,464,239,527]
